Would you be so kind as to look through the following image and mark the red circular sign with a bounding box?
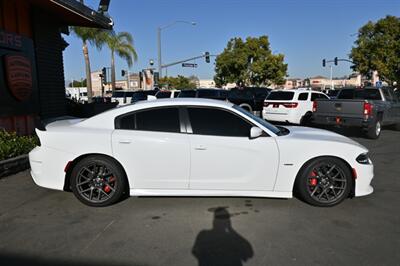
[4,54,33,101]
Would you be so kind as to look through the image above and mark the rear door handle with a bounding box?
[194,145,207,150]
[118,140,132,144]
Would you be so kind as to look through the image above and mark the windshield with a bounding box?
[267,91,295,100]
[233,105,282,135]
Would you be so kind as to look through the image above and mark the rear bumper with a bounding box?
[29,146,71,191]
[312,115,372,128]
[262,110,300,124]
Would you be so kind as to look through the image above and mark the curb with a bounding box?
[0,154,30,178]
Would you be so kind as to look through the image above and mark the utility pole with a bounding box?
[330,65,334,90]
[157,27,162,78]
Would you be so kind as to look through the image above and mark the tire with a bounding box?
[365,118,382,139]
[70,155,127,207]
[239,103,253,113]
[295,157,352,207]
[300,112,313,126]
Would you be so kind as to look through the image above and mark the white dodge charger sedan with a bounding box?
[29,98,374,207]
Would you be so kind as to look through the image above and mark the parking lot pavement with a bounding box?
[0,130,399,266]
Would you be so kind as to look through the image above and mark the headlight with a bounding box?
[356,153,372,164]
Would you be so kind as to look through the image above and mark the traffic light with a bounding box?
[205,52,210,63]
[121,70,126,76]
[322,59,326,67]
[334,57,338,66]
[102,67,107,83]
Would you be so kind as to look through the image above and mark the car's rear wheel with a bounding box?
[295,157,352,207]
[70,156,127,207]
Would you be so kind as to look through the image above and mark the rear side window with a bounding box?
[267,91,294,100]
[188,108,252,137]
[156,91,172,98]
[311,93,328,101]
[178,90,196,98]
[355,89,382,100]
[298,93,309,101]
[118,108,180,133]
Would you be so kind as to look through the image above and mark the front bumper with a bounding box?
[354,163,374,197]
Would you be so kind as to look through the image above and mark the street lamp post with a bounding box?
[157,20,196,78]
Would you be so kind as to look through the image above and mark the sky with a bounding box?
[63,0,400,83]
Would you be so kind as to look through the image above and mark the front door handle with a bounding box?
[118,140,132,144]
[194,145,207,150]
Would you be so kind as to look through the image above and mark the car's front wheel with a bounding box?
[295,157,352,207]
[70,156,127,207]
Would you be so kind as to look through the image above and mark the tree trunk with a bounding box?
[82,41,93,103]
[111,49,116,93]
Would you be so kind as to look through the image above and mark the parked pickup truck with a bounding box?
[312,87,400,139]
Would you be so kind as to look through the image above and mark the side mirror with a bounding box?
[250,126,263,139]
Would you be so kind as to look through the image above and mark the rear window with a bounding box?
[112,91,125,98]
[339,89,382,100]
[178,90,196,98]
[124,91,135,97]
[267,91,295,100]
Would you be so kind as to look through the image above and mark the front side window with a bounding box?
[118,108,180,133]
[187,107,252,137]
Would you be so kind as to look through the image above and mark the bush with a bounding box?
[0,130,39,161]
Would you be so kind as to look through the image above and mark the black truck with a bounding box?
[312,87,400,139]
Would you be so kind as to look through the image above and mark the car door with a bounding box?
[186,107,279,191]
[112,107,190,189]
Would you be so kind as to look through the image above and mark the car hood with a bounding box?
[281,126,367,151]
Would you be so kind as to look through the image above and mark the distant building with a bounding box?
[198,79,216,88]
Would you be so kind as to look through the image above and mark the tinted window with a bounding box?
[338,89,354,99]
[327,90,340,97]
[119,108,180,133]
[112,91,125,97]
[267,91,295,100]
[228,88,253,100]
[131,92,147,103]
[298,93,308,101]
[178,90,196,98]
[355,89,382,100]
[197,89,227,100]
[381,89,393,101]
[156,91,172,98]
[125,91,135,97]
[311,93,328,101]
[188,108,252,137]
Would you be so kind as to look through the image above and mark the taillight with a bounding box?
[282,102,298,108]
[312,101,317,112]
[363,102,372,117]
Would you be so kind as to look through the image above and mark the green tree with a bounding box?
[350,15,400,86]
[71,26,107,103]
[214,36,287,87]
[159,75,197,89]
[68,79,87,87]
[104,31,138,92]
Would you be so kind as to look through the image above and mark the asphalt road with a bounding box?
[0,128,399,266]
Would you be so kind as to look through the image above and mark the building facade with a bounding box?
[0,0,111,134]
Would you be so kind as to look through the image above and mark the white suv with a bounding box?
[262,89,329,125]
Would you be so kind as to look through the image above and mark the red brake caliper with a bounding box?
[104,176,116,193]
[309,171,318,186]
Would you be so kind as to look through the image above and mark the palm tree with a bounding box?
[71,24,109,103]
[105,32,138,92]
